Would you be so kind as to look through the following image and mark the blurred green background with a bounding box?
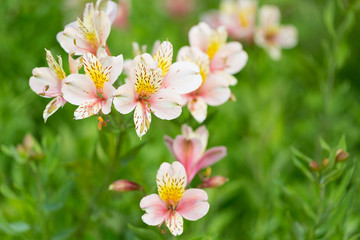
[1,0,360,239]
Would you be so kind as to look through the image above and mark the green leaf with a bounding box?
[319,137,331,152]
[337,135,347,151]
[331,164,355,203]
[51,228,76,240]
[0,184,17,199]
[8,221,30,233]
[127,223,162,240]
[43,202,63,213]
[324,0,336,38]
[322,168,343,185]
[120,140,149,166]
[292,157,314,182]
[291,147,313,164]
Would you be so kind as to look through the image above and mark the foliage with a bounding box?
[1,0,360,239]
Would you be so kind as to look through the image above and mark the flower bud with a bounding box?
[322,158,329,168]
[108,180,142,192]
[97,116,106,131]
[198,176,228,188]
[229,93,237,102]
[23,134,34,151]
[309,161,319,171]
[335,149,349,162]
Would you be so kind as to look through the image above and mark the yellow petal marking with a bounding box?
[157,171,186,206]
[45,49,66,80]
[237,4,256,27]
[77,16,99,49]
[83,54,111,90]
[265,26,280,45]
[153,41,173,77]
[206,28,227,60]
[134,59,163,99]
[181,52,209,86]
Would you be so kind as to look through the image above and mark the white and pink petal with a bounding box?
[187,97,208,123]
[62,74,98,105]
[140,194,169,226]
[134,101,152,139]
[199,73,231,106]
[177,188,209,221]
[165,211,183,236]
[148,89,182,120]
[210,42,248,74]
[161,61,202,94]
[113,83,137,114]
[30,67,62,98]
[101,82,116,114]
[43,96,66,122]
[195,146,227,173]
[74,99,102,119]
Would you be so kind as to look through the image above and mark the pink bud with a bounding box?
[109,180,142,192]
[309,161,319,171]
[322,158,329,168]
[198,176,228,188]
[335,149,349,162]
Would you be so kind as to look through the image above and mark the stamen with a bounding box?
[83,54,110,90]
[77,17,99,49]
[134,59,163,99]
[45,49,66,80]
[206,29,227,60]
[157,172,186,206]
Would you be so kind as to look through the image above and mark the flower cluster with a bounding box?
[29,0,205,138]
[178,22,248,122]
[29,0,260,237]
[202,0,298,60]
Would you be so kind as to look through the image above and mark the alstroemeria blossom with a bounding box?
[62,47,123,119]
[189,22,248,78]
[29,49,77,122]
[177,46,231,123]
[255,5,297,60]
[113,41,202,138]
[202,0,257,42]
[164,125,227,184]
[140,161,209,236]
[57,0,117,55]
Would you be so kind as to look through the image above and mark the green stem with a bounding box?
[76,113,125,237]
[28,163,48,240]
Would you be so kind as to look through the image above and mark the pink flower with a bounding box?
[165,0,195,18]
[202,0,257,43]
[140,161,209,236]
[57,0,118,55]
[164,125,227,184]
[29,49,78,122]
[62,47,123,119]
[113,0,130,29]
[255,5,297,60]
[177,46,232,123]
[113,41,202,138]
[188,22,248,77]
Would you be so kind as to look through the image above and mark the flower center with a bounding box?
[157,172,186,206]
[77,17,100,50]
[46,50,66,80]
[237,6,254,27]
[83,54,111,90]
[135,59,163,99]
[198,60,209,86]
[265,26,279,44]
[206,30,227,60]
